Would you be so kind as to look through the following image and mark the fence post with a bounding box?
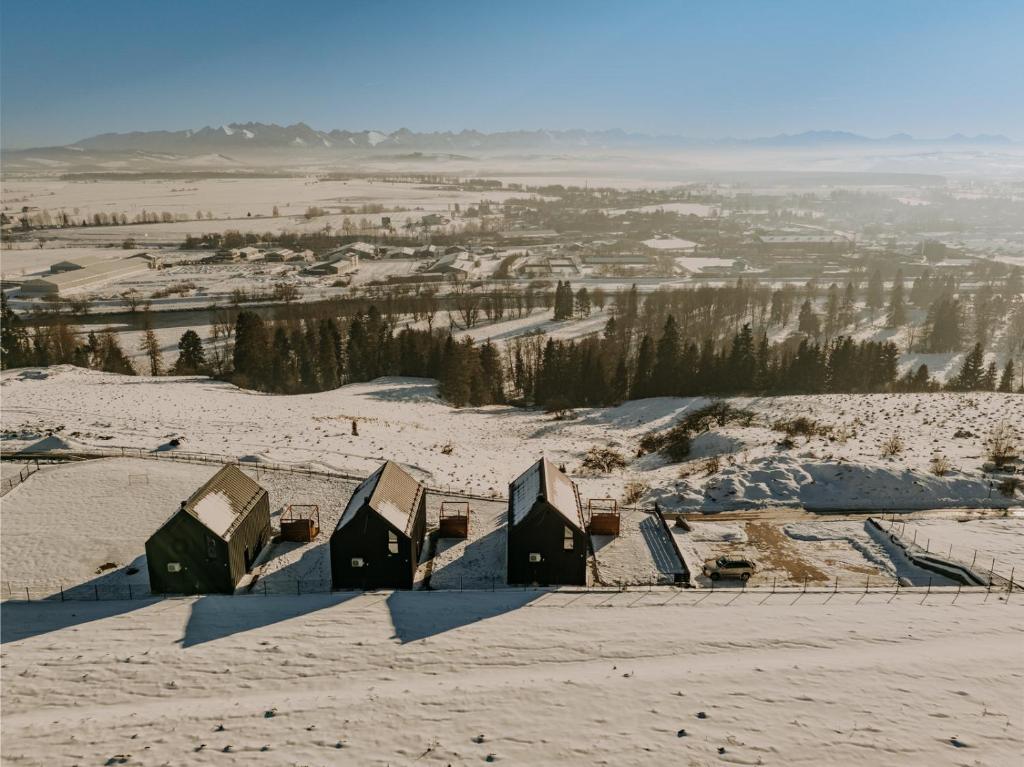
[912,529,917,545]
[971,550,977,568]
[925,538,930,553]
[865,575,870,592]
[25,586,30,601]
[60,584,65,602]
[833,576,838,594]
[94,584,99,600]
[1009,568,1015,602]
[771,577,776,594]
[297,579,301,596]
[128,583,132,600]
[925,577,932,598]
[947,543,952,558]
[802,575,807,593]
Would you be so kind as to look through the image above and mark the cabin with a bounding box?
[330,461,427,590]
[507,458,589,586]
[145,465,271,595]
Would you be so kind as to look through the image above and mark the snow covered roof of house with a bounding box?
[758,235,849,244]
[336,461,424,537]
[183,465,266,540]
[508,458,585,531]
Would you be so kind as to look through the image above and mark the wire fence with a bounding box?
[873,515,1020,591]
[2,571,1018,605]
[0,446,507,503]
[0,458,41,495]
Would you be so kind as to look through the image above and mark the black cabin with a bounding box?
[146,465,271,595]
[507,458,589,586]
[330,461,427,590]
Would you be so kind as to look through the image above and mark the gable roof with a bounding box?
[336,461,424,536]
[508,457,585,532]
[183,465,266,540]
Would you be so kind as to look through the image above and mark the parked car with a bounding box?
[702,556,755,581]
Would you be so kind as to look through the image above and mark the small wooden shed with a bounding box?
[330,461,427,590]
[507,458,588,586]
[146,465,271,595]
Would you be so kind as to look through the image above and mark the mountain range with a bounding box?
[46,124,1017,153]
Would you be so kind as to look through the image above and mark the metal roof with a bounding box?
[336,460,424,536]
[183,465,266,540]
[509,457,585,531]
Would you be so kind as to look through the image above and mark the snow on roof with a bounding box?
[183,465,265,540]
[337,465,384,530]
[335,461,424,536]
[509,458,584,531]
[191,491,236,538]
[509,459,543,526]
[642,237,697,251]
[544,462,583,530]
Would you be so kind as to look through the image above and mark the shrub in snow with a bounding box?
[930,455,952,476]
[581,446,627,474]
[998,477,1022,497]
[986,421,1018,467]
[881,434,904,458]
[622,480,649,505]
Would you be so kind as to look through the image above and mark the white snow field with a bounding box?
[1,591,1021,766]
[2,366,1021,513]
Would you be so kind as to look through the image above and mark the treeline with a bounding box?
[229,308,505,406]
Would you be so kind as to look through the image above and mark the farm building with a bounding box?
[507,458,589,586]
[145,465,271,595]
[330,461,427,590]
[19,256,149,296]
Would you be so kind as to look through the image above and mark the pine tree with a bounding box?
[631,334,656,399]
[949,343,985,390]
[478,340,505,404]
[726,324,756,390]
[651,315,682,396]
[575,287,591,318]
[797,299,821,339]
[922,295,962,352]
[885,270,907,328]
[173,330,206,374]
[611,358,629,404]
[317,319,341,389]
[96,331,136,375]
[866,269,884,315]
[269,327,297,393]
[824,284,841,340]
[981,361,998,391]
[998,359,1016,392]
[0,293,30,369]
[233,310,267,383]
[139,314,163,376]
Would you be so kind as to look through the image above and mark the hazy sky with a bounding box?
[2,0,1021,148]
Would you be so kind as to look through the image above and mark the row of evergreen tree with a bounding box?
[3,292,1020,405]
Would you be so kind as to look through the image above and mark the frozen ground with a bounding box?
[1,591,1021,766]
[0,458,213,593]
[2,367,1021,514]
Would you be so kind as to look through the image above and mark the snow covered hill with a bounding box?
[2,366,1021,512]
[1,591,1021,765]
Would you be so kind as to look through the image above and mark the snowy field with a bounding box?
[2,366,1020,515]
[3,178,524,244]
[1,591,1021,766]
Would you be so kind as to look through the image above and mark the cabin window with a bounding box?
[388,531,399,554]
[563,526,574,550]
[166,562,181,573]
[206,536,217,559]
